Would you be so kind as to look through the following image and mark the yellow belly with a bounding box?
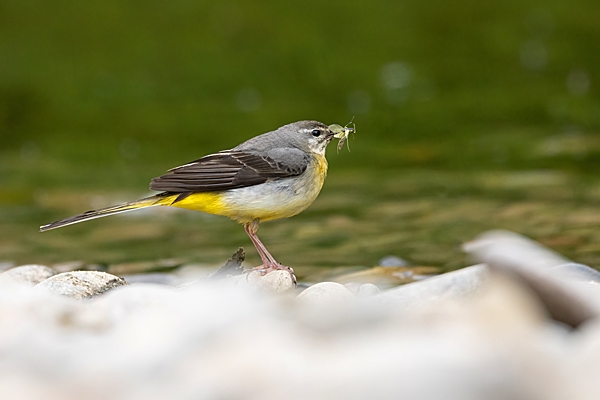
[160,154,328,224]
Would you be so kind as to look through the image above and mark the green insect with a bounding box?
[328,118,355,151]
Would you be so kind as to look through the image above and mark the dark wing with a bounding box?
[149,149,309,193]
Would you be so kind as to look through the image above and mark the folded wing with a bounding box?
[149,149,309,193]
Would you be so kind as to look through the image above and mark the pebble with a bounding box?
[35,271,128,299]
[212,270,295,294]
[245,270,295,293]
[0,264,56,286]
[297,282,355,304]
[356,283,381,297]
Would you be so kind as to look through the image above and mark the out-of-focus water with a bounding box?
[4,164,600,278]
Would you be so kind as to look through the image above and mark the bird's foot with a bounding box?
[251,263,297,286]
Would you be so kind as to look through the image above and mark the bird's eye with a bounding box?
[311,129,321,137]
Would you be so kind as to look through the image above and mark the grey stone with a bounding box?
[0,264,56,286]
[35,271,128,299]
[373,265,488,309]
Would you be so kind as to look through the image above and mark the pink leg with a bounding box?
[244,220,296,284]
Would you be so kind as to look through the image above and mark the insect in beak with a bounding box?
[328,118,355,152]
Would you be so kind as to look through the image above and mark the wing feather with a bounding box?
[149,150,309,193]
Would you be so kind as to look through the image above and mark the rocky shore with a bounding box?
[1,230,599,399]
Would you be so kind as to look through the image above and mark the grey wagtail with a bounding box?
[41,120,352,282]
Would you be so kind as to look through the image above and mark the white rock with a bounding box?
[373,265,488,309]
[297,282,355,304]
[35,271,128,299]
[0,264,56,286]
[215,270,295,294]
[463,230,569,270]
[246,270,295,293]
[356,283,380,297]
[464,230,600,327]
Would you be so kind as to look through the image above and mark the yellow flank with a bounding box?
[160,192,231,216]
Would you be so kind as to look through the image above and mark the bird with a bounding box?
[40,120,344,283]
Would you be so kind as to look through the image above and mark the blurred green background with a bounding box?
[1,0,600,275]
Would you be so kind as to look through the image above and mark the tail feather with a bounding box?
[40,195,167,232]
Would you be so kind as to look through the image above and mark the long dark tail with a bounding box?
[40,195,171,232]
